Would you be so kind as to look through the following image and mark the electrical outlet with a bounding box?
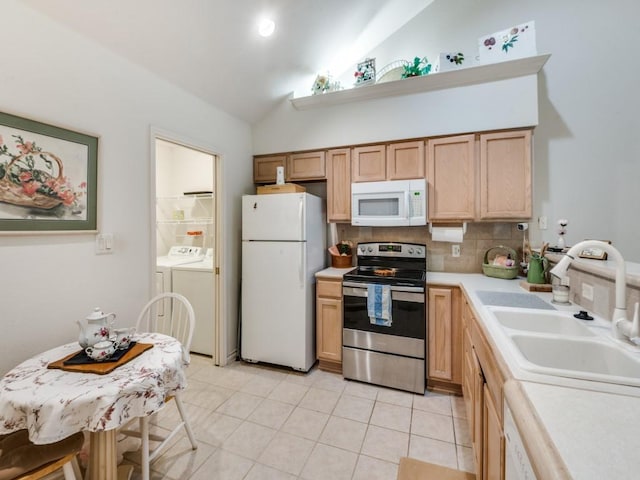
[582,283,594,301]
[538,216,548,230]
[452,245,461,257]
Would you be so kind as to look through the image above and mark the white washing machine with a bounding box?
[156,246,204,319]
[171,249,215,356]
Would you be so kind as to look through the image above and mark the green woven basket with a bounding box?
[482,246,519,279]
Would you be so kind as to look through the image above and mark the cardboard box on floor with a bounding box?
[397,458,475,480]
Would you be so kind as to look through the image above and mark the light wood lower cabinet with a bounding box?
[462,296,505,480]
[316,278,343,373]
[483,383,505,480]
[427,285,463,394]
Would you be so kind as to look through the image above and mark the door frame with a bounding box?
[149,126,225,365]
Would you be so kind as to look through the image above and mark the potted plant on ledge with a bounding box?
[401,57,432,78]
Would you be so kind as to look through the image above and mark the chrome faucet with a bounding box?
[549,240,640,345]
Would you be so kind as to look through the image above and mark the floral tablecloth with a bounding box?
[0,333,187,444]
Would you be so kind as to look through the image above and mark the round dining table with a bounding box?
[0,332,187,480]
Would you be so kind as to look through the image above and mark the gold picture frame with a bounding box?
[578,240,611,260]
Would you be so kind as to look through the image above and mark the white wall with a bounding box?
[155,140,214,198]
[254,0,640,262]
[0,1,253,374]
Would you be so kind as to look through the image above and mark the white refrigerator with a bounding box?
[241,192,326,371]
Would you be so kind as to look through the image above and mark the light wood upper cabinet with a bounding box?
[427,285,463,393]
[352,145,386,182]
[386,141,425,180]
[287,151,326,181]
[253,128,532,224]
[479,130,532,219]
[316,278,343,373]
[326,148,351,223]
[253,154,287,184]
[427,134,476,221]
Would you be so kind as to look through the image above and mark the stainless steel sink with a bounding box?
[492,310,596,337]
[508,334,640,387]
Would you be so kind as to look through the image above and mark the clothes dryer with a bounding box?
[171,249,214,356]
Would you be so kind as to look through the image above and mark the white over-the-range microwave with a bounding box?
[351,179,427,227]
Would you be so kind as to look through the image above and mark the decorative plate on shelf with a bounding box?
[376,60,410,83]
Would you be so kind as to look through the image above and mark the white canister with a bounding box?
[552,285,570,304]
[276,166,285,185]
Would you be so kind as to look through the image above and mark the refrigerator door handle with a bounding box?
[299,197,304,239]
[299,245,304,287]
[298,197,304,287]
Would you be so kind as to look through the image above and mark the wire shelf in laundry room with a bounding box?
[156,193,213,252]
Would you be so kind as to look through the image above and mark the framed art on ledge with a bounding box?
[0,111,98,232]
[578,240,611,260]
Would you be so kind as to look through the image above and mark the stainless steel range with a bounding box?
[342,242,426,394]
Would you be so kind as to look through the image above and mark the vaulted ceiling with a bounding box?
[24,0,434,123]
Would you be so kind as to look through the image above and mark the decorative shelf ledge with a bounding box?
[156,218,213,226]
[290,54,551,110]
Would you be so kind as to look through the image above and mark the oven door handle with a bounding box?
[343,285,425,303]
[342,281,425,294]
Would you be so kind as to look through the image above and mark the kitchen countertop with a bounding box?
[426,272,640,479]
[315,266,355,279]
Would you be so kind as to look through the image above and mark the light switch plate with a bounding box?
[452,245,461,257]
[96,233,115,254]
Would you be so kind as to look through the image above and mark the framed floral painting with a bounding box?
[0,111,98,232]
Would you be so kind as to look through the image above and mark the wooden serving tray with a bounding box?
[48,343,153,375]
[256,183,306,194]
[519,280,552,292]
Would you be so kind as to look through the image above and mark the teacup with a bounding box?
[113,327,136,350]
[85,340,116,361]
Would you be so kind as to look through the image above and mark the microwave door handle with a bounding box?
[405,191,411,219]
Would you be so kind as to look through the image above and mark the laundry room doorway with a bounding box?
[151,130,223,365]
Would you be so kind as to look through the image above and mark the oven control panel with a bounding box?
[357,242,425,258]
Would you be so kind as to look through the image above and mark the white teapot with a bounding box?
[77,307,116,348]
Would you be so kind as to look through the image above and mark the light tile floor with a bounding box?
[123,356,474,479]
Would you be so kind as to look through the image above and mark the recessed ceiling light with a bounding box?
[258,18,275,37]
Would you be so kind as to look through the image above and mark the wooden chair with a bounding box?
[0,430,83,480]
[120,292,198,480]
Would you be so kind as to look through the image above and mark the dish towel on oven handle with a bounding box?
[367,284,392,327]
